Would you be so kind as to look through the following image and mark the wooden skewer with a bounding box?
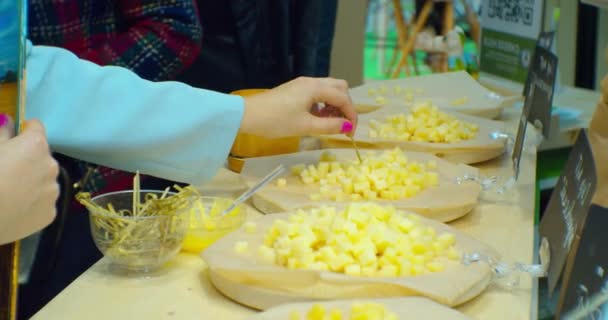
[0,243,19,320]
[442,1,455,72]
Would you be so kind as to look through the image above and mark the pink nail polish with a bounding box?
[0,114,8,127]
[341,121,353,133]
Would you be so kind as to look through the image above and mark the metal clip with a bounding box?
[463,252,547,289]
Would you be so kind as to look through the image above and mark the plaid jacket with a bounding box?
[28,0,203,198]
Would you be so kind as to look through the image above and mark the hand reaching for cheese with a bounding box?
[239,77,358,138]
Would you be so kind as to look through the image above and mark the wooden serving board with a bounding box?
[241,149,481,222]
[202,210,497,310]
[350,71,521,119]
[244,297,472,319]
[319,108,507,164]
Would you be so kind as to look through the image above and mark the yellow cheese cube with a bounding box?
[377,265,399,277]
[234,241,249,254]
[276,178,287,187]
[257,245,276,263]
[289,310,301,320]
[375,96,387,105]
[307,304,326,320]
[328,309,342,320]
[244,222,257,234]
[344,264,362,276]
[447,247,461,260]
[309,193,321,201]
[438,233,456,247]
[426,261,445,273]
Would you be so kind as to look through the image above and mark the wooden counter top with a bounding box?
[33,92,544,320]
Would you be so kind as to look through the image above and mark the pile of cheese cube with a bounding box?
[293,149,439,202]
[369,102,479,143]
[288,302,397,320]
[253,203,459,277]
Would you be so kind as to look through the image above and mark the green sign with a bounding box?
[480,28,537,83]
[479,0,545,83]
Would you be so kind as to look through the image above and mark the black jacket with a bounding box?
[177,0,337,93]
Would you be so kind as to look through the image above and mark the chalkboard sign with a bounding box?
[527,45,558,138]
[523,31,556,97]
[540,130,597,294]
[560,204,608,319]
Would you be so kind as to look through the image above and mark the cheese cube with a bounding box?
[344,264,362,276]
[234,241,249,254]
[276,178,287,187]
[244,222,257,234]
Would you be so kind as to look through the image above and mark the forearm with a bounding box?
[26,42,243,185]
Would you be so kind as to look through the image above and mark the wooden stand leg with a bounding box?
[387,0,410,77]
[391,0,433,78]
[0,242,20,320]
[442,1,455,72]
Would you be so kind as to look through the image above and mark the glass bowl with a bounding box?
[87,190,189,273]
[181,196,246,254]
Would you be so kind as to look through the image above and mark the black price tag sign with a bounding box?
[540,130,597,295]
[524,31,556,97]
[511,101,530,180]
[527,45,558,138]
[560,204,608,319]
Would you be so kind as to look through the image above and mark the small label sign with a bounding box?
[524,31,556,97]
[540,130,597,294]
[511,98,530,180]
[527,45,558,138]
[560,205,608,319]
[512,73,540,179]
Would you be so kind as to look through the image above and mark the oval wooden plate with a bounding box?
[241,149,482,222]
[319,107,507,164]
[243,297,472,319]
[350,71,520,119]
[202,209,497,309]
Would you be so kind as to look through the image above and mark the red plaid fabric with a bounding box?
[28,0,203,81]
[27,0,203,202]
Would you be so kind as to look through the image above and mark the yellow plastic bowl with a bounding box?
[181,196,246,254]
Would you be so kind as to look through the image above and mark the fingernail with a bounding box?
[0,114,8,127]
[341,121,353,133]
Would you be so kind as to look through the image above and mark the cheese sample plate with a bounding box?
[202,209,496,309]
[351,71,520,119]
[244,297,472,319]
[241,149,481,222]
[319,107,507,164]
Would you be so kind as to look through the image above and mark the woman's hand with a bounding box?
[239,77,358,138]
[0,116,60,245]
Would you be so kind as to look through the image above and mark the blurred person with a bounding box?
[177,0,339,93]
